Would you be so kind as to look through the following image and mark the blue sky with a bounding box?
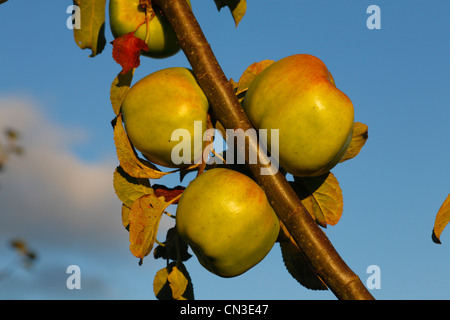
[0,0,449,300]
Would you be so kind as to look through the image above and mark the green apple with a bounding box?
[176,168,280,278]
[243,54,354,177]
[109,0,190,58]
[120,67,209,168]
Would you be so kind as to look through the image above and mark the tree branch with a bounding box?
[154,0,374,300]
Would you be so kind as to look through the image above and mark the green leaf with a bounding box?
[214,0,247,26]
[432,194,450,244]
[73,0,107,57]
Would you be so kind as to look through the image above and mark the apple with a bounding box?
[120,67,209,168]
[176,168,280,278]
[109,0,190,58]
[243,54,354,177]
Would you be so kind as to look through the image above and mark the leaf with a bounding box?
[10,239,28,255]
[340,122,369,163]
[110,70,134,115]
[153,266,172,300]
[153,262,194,300]
[278,222,327,291]
[236,60,274,97]
[432,194,450,244]
[121,203,131,230]
[292,172,343,227]
[153,227,192,262]
[168,266,189,300]
[113,166,153,208]
[214,0,247,27]
[111,32,149,75]
[129,194,166,263]
[112,115,170,179]
[153,184,185,204]
[10,238,37,269]
[73,0,107,57]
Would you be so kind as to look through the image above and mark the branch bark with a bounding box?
[154,0,374,300]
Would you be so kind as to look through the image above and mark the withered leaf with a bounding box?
[340,122,369,163]
[278,222,327,291]
[432,194,450,244]
[153,184,185,204]
[111,32,149,74]
[129,194,166,263]
[292,172,343,227]
[112,114,169,179]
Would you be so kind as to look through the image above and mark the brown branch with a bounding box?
[154,0,374,300]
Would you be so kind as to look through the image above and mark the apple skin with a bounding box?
[120,67,209,168]
[176,168,280,278]
[109,0,189,58]
[243,54,354,177]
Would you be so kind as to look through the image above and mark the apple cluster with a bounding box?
[111,1,354,278]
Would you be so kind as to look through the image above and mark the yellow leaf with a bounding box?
[432,194,450,244]
[230,0,246,27]
[153,262,194,300]
[153,266,172,300]
[129,194,166,263]
[113,166,152,208]
[73,0,106,57]
[214,0,247,27]
[292,172,343,227]
[110,70,134,115]
[236,60,275,96]
[340,122,369,163]
[121,204,131,230]
[278,222,327,291]
[168,266,189,300]
[10,239,28,255]
[229,78,239,91]
[112,115,170,179]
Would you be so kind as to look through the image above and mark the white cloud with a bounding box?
[0,96,174,299]
[0,97,120,240]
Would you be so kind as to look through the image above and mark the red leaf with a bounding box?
[153,185,185,204]
[111,33,149,75]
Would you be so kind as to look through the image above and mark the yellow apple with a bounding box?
[176,168,280,277]
[109,0,190,58]
[120,67,209,168]
[243,54,354,177]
